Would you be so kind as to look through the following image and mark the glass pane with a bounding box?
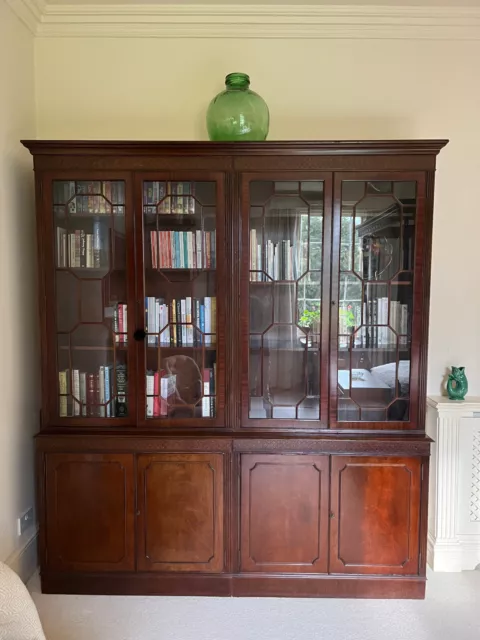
[249,180,323,421]
[143,181,217,420]
[337,180,416,422]
[54,180,128,418]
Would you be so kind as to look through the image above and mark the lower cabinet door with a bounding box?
[329,456,421,575]
[45,453,135,572]
[137,453,224,572]
[240,454,329,573]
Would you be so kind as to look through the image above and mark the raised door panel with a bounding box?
[240,454,329,573]
[45,453,135,571]
[137,453,224,572]
[330,456,421,575]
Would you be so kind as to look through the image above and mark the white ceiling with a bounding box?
[44,0,480,6]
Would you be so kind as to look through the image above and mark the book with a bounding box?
[181,298,187,346]
[209,367,215,416]
[204,297,212,346]
[146,371,154,417]
[186,297,193,346]
[86,373,96,417]
[202,368,211,417]
[73,369,80,416]
[196,230,203,268]
[153,371,160,417]
[115,364,128,417]
[104,365,112,417]
[59,370,68,417]
[118,303,124,345]
[99,366,106,417]
[400,304,408,346]
[171,300,177,346]
[80,372,87,416]
[86,234,93,268]
[210,297,217,345]
[176,299,182,346]
[160,372,176,416]
[122,303,128,344]
[93,220,102,268]
[199,303,205,345]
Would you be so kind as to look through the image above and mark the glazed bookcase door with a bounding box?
[330,173,426,429]
[44,173,136,425]
[135,173,225,427]
[241,174,332,429]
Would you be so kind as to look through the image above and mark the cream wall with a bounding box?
[0,0,39,574]
[35,36,480,395]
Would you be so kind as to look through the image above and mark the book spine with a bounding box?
[400,304,408,345]
[209,367,215,417]
[99,366,105,417]
[115,364,128,417]
[176,299,182,346]
[104,366,111,417]
[86,373,96,417]
[146,372,154,417]
[188,232,193,269]
[211,230,216,269]
[80,372,87,416]
[184,231,189,268]
[153,371,160,417]
[181,298,187,346]
[80,230,86,268]
[59,370,68,417]
[211,297,216,345]
[118,302,124,345]
[199,303,205,345]
[122,303,127,344]
[171,299,176,346]
[93,220,101,268]
[196,230,202,269]
[148,296,156,345]
[95,373,100,417]
[86,234,93,268]
[160,375,167,416]
[204,296,212,346]
[202,369,210,417]
[113,303,119,343]
[186,297,192,346]
[195,298,201,346]
[73,369,80,416]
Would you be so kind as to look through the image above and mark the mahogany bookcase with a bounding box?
[23,139,447,598]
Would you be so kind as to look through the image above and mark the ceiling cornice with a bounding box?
[7,3,480,40]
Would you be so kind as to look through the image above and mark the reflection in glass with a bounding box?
[143,181,217,419]
[338,181,416,422]
[54,180,128,418]
[248,181,323,421]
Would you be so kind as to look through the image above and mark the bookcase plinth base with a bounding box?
[40,571,426,600]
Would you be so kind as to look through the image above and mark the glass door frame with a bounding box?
[329,171,427,430]
[42,171,137,427]
[240,171,333,430]
[134,171,226,428]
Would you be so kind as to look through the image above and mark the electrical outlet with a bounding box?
[17,507,34,536]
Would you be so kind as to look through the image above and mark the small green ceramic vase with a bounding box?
[206,73,269,141]
[447,366,468,400]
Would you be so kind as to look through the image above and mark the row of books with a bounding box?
[144,181,194,215]
[145,297,216,346]
[249,230,297,281]
[113,303,128,343]
[339,299,409,348]
[54,181,125,215]
[145,366,216,418]
[58,365,127,417]
[56,223,106,268]
[150,230,216,269]
[145,370,177,417]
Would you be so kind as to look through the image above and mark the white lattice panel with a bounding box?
[470,430,480,522]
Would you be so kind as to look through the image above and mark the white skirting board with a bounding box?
[427,396,480,572]
[5,529,38,584]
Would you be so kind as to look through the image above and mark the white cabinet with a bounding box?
[427,396,480,571]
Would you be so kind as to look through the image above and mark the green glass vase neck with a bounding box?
[225,73,250,90]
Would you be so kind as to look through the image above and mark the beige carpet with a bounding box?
[28,570,480,640]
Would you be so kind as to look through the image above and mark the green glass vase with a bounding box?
[206,73,269,141]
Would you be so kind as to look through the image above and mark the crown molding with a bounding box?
[5,0,44,33]
[7,3,480,40]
